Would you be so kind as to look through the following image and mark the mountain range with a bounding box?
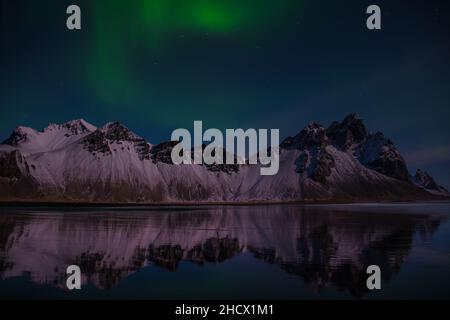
[0,114,448,203]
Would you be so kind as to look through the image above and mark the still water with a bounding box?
[0,203,449,299]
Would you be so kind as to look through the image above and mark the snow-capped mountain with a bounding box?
[0,114,447,203]
[412,169,449,196]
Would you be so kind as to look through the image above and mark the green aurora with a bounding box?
[87,0,300,124]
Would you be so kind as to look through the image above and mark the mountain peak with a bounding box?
[355,131,410,182]
[65,119,97,132]
[412,169,448,194]
[101,121,132,134]
[344,112,362,121]
[102,121,125,130]
[44,119,97,135]
[281,122,328,150]
[2,126,39,146]
[81,121,151,160]
[327,113,368,150]
[100,121,142,142]
[305,122,325,131]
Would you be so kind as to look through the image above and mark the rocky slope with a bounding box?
[0,115,447,203]
[412,169,449,196]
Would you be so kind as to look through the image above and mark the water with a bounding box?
[0,202,449,300]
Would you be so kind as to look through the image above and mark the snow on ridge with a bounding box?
[0,116,447,202]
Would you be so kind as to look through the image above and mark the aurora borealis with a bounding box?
[86,0,299,113]
[1,0,450,186]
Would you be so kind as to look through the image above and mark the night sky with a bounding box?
[1,0,449,187]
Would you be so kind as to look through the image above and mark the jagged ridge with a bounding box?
[0,115,447,203]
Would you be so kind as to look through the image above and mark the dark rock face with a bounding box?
[283,124,335,184]
[326,114,410,182]
[134,140,151,161]
[355,132,410,182]
[151,141,179,165]
[82,122,151,160]
[311,150,335,184]
[282,123,329,150]
[0,150,30,179]
[203,147,239,174]
[82,130,110,155]
[0,150,40,199]
[59,120,92,135]
[413,169,448,193]
[282,114,410,184]
[294,149,335,184]
[2,128,33,146]
[103,122,138,142]
[151,141,239,175]
[327,113,368,150]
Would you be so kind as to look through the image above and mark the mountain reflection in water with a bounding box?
[0,204,447,299]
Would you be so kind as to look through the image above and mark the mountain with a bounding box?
[0,115,447,203]
[326,114,410,181]
[412,169,449,196]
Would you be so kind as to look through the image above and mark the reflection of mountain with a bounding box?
[0,206,443,297]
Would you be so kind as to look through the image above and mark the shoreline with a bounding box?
[0,198,448,208]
